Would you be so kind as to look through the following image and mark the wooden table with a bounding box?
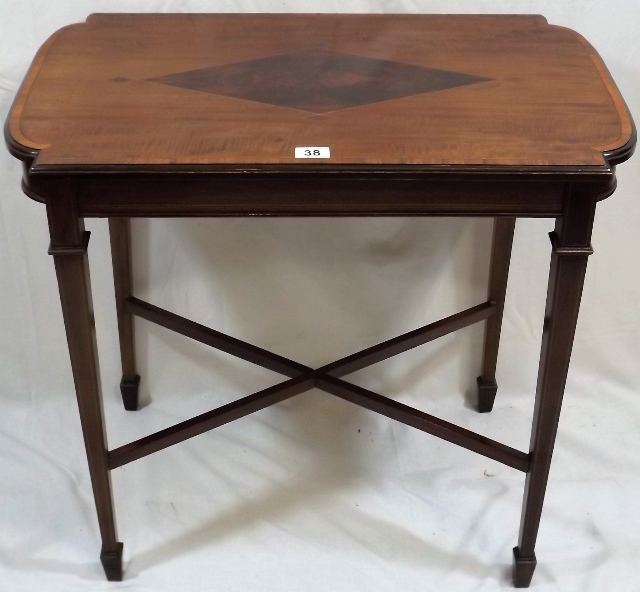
[5,13,635,587]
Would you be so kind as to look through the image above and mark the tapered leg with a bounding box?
[48,196,123,581]
[513,189,597,587]
[109,218,140,411]
[477,217,516,412]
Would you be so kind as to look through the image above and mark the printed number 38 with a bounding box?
[304,149,321,156]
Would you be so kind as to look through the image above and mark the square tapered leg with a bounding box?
[477,217,515,413]
[49,196,123,581]
[109,218,140,411]
[513,189,596,587]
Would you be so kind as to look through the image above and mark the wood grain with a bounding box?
[6,14,634,168]
[6,14,636,586]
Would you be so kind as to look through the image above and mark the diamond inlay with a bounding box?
[147,48,492,114]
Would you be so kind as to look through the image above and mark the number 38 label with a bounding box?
[295,146,331,158]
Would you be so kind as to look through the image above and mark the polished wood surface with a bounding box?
[46,196,122,581]
[478,217,516,412]
[7,13,633,168]
[109,297,527,472]
[4,13,637,587]
[108,218,140,411]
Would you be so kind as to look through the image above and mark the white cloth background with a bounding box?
[1,1,639,591]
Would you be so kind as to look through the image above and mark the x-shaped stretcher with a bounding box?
[108,296,530,474]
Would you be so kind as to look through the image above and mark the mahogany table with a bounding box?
[5,13,635,587]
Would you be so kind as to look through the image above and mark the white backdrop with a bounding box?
[1,2,639,591]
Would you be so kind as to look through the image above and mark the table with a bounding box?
[5,13,635,587]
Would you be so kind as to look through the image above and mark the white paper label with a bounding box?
[295,146,331,158]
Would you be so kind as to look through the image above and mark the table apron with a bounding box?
[24,174,615,218]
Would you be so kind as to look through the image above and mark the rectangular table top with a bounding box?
[7,14,633,172]
[6,13,634,171]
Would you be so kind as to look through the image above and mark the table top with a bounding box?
[5,13,635,172]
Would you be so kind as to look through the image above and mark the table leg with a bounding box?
[513,189,596,587]
[48,197,123,581]
[477,217,515,412]
[109,218,140,411]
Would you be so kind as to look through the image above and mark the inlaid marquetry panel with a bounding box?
[147,48,491,113]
